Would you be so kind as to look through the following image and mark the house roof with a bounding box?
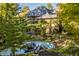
[27,6,57,19]
[37,13,57,19]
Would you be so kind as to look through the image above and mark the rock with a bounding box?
[53,39,64,47]
[38,50,62,56]
[53,39,73,48]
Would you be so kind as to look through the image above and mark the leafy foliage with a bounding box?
[0,3,31,55]
[58,3,79,45]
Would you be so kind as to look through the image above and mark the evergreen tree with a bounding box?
[0,3,30,55]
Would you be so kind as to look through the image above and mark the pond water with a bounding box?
[0,41,55,56]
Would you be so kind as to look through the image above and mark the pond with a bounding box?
[0,41,55,56]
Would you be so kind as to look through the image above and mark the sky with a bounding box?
[19,3,57,10]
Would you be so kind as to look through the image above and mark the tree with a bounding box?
[16,5,30,18]
[46,3,53,35]
[58,3,79,45]
[0,3,30,55]
[47,3,53,9]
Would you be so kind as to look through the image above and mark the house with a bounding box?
[27,6,57,19]
[27,6,58,35]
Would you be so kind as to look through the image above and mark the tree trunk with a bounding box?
[58,20,63,33]
[11,47,16,56]
[49,19,52,34]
